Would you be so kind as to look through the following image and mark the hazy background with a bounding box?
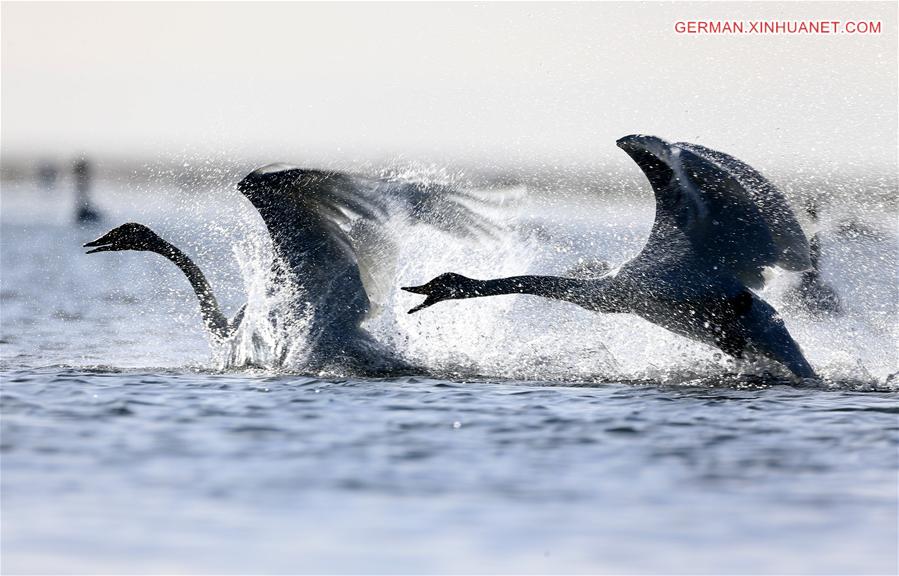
[2,1,897,176]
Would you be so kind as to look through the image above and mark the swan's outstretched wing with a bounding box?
[239,165,389,227]
[617,135,810,288]
[375,179,526,240]
[676,142,810,271]
[238,164,522,320]
[238,166,378,331]
[240,165,522,239]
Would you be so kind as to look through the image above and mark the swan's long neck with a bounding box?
[459,275,621,312]
[153,240,231,339]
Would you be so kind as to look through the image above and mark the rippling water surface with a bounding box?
[2,178,897,573]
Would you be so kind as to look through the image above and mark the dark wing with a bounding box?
[675,142,810,272]
[237,166,379,330]
[618,135,810,289]
[241,165,522,236]
[238,164,523,319]
[239,164,388,224]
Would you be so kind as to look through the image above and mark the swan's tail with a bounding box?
[744,296,817,380]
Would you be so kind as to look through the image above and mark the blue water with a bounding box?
[1,177,897,573]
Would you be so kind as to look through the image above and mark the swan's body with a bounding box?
[86,166,514,373]
[405,135,817,379]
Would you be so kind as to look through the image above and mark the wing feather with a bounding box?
[675,143,810,271]
[618,135,810,289]
[238,165,521,318]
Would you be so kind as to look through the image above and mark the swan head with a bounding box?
[83,222,165,254]
[402,272,474,314]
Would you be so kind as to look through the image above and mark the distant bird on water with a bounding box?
[404,135,817,379]
[73,159,104,224]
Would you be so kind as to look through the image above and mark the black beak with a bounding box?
[401,285,437,314]
[406,298,438,314]
[83,235,114,254]
[401,284,427,295]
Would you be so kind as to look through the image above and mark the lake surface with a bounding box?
[1,176,897,573]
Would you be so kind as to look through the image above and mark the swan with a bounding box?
[403,135,817,379]
[85,165,517,373]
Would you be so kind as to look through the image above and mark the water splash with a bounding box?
[27,157,891,389]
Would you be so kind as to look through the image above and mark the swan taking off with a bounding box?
[85,166,519,372]
[404,135,817,379]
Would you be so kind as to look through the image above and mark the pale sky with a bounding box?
[2,2,896,171]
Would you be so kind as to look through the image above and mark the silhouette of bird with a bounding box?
[404,135,817,379]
